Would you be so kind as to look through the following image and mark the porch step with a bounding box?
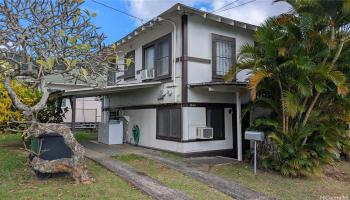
[85,149,192,200]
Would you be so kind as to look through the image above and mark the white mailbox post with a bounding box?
[245,131,264,174]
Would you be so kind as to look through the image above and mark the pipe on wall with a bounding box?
[156,17,178,102]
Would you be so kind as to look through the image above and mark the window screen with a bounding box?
[212,34,236,77]
[156,39,170,77]
[144,46,155,70]
[206,107,225,140]
[157,107,181,140]
[143,34,171,79]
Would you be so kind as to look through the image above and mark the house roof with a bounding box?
[62,81,162,97]
[114,3,258,48]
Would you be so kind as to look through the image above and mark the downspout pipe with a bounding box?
[155,17,177,101]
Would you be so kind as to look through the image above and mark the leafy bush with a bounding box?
[0,81,41,133]
[37,99,66,123]
[0,78,66,132]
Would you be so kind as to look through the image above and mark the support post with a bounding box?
[70,96,76,133]
[254,141,257,174]
[236,91,242,161]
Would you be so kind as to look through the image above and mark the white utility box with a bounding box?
[98,120,123,144]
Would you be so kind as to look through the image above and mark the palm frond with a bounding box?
[282,91,300,118]
[248,71,272,101]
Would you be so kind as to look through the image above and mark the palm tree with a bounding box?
[226,0,350,176]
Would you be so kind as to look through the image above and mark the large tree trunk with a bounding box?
[4,78,93,184]
[27,122,94,184]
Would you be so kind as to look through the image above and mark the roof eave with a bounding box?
[113,3,259,48]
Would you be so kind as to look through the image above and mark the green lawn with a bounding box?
[114,154,233,200]
[0,133,22,146]
[0,129,97,146]
[210,162,350,200]
[159,151,185,162]
[0,134,150,200]
[74,130,98,142]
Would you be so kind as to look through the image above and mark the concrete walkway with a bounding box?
[85,149,192,200]
[82,141,275,200]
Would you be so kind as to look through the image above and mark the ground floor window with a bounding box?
[206,107,225,140]
[156,107,181,141]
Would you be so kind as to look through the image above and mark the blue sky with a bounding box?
[82,0,291,45]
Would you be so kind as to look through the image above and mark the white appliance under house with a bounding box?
[98,120,123,144]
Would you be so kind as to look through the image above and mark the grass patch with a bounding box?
[0,134,150,200]
[159,151,184,162]
[114,154,232,200]
[74,130,98,142]
[0,129,97,146]
[0,133,22,146]
[210,163,350,200]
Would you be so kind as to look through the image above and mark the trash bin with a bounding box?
[30,133,72,179]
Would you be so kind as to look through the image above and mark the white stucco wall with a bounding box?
[188,88,237,104]
[121,107,234,154]
[182,107,234,153]
[108,83,176,108]
[184,15,255,104]
[110,15,183,105]
[123,109,184,153]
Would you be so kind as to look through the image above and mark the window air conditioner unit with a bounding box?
[140,68,155,80]
[196,127,213,139]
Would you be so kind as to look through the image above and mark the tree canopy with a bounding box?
[0,0,119,119]
[0,0,122,184]
[226,0,350,176]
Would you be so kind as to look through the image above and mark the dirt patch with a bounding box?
[323,162,350,182]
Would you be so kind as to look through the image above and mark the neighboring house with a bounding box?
[61,97,102,123]
[47,76,102,127]
[63,3,257,160]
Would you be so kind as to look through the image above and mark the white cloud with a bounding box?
[126,0,292,26]
[126,0,199,25]
[210,0,292,25]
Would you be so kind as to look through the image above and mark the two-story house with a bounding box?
[63,3,257,160]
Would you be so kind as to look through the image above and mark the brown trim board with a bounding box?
[104,102,236,111]
[176,56,211,64]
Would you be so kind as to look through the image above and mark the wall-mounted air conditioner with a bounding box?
[140,68,155,80]
[196,127,213,139]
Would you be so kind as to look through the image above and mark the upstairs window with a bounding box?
[212,34,236,78]
[143,33,172,79]
[124,50,135,80]
[156,39,170,77]
[144,46,155,70]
